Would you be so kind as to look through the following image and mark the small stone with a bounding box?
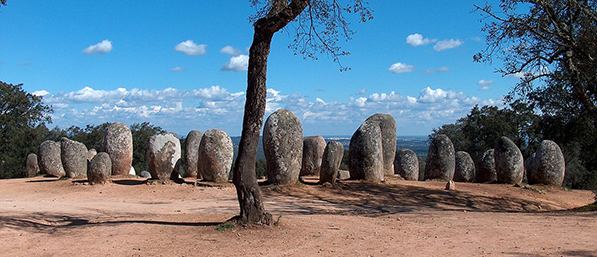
[88,152,111,185]
[319,141,344,184]
[26,153,39,177]
[445,180,456,190]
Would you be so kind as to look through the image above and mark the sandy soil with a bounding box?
[0,175,595,257]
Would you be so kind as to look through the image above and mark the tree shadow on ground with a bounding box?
[0,213,223,235]
[261,179,570,216]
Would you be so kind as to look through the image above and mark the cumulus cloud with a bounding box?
[356,88,367,95]
[433,39,464,51]
[477,79,494,91]
[39,84,500,137]
[406,33,436,46]
[425,66,451,74]
[220,46,242,56]
[171,67,187,71]
[388,62,415,74]
[222,54,249,72]
[174,40,207,56]
[82,40,113,54]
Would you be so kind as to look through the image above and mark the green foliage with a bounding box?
[255,159,267,179]
[130,122,166,173]
[0,81,52,178]
[216,222,235,231]
[340,149,349,170]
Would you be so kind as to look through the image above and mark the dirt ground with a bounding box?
[0,175,595,257]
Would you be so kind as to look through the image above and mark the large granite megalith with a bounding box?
[263,109,303,185]
[300,136,326,176]
[147,133,181,181]
[104,122,133,176]
[184,130,203,178]
[198,129,233,183]
[38,140,65,178]
[61,138,88,178]
[494,136,524,184]
[527,140,565,186]
[424,134,455,180]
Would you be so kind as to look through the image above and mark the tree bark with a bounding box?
[232,0,309,225]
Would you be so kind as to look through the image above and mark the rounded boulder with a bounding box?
[348,114,397,182]
[184,130,203,178]
[300,136,326,176]
[424,134,455,180]
[263,109,303,185]
[26,153,39,177]
[454,151,475,182]
[38,140,65,178]
[319,141,344,184]
[61,138,88,178]
[394,149,419,181]
[88,152,111,184]
[494,136,524,184]
[198,129,233,183]
[528,140,565,186]
[477,149,497,183]
[147,133,181,181]
[104,122,133,176]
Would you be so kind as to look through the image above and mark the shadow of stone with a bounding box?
[112,179,145,186]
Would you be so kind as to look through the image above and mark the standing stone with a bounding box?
[88,152,111,184]
[394,149,419,181]
[528,140,565,186]
[454,151,475,182]
[147,133,181,181]
[38,140,65,177]
[494,136,524,184]
[301,136,326,176]
[263,109,303,185]
[349,114,397,182]
[61,138,88,178]
[104,122,133,176]
[477,149,497,183]
[26,153,39,177]
[139,170,151,178]
[87,149,97,162]
[129,166,136,176]
[198,129,233,183]
[184,130,203,178]
[424,134,455,180]
[319,141,344,184]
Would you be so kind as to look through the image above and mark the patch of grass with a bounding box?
[575,202,597,212]
[216,222,235,231]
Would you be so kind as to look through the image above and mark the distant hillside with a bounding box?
[231,136,429,161]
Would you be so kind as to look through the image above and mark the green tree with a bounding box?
[233,0,372,225]
[474,0,597,128]
[0,81,52,178]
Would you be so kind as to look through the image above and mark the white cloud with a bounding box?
[220,46,242,56]
[82,40,113,54]
[222,54,249,72]
[406,33,436,46]
[174,40,207,56]
[433,39,464,51]
[171,67,187,71]
[32,90,50,97]
[425,66,451,74]
[477,79,494,91]
[356,88,367,95]
[388,62,415,74]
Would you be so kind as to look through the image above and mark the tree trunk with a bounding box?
[231,0,309,225]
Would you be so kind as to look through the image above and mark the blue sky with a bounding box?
[0,0,516,137]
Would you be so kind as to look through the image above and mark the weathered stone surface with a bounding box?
[147,133,181,181]
[394,149,419,181]
[319,141,344,184]
[477,149,497,183]
[424,134,455,180]
[445,180,456,190]
[38,140,65,177]
[301,136,326,176]
[494,136,524,184]
[528,140,565,186]
[263,109,303,185]
[139,170,151,178]
[88,152,111,184]
[454,151,475,182]
[26,153,39,177]
[198,129,233,183]
[349,114,397,182]
[338,170,350,180]
[184,130,203,178]
[104,122,133,176]
[87,149,97,162]
[61,138,88,178]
